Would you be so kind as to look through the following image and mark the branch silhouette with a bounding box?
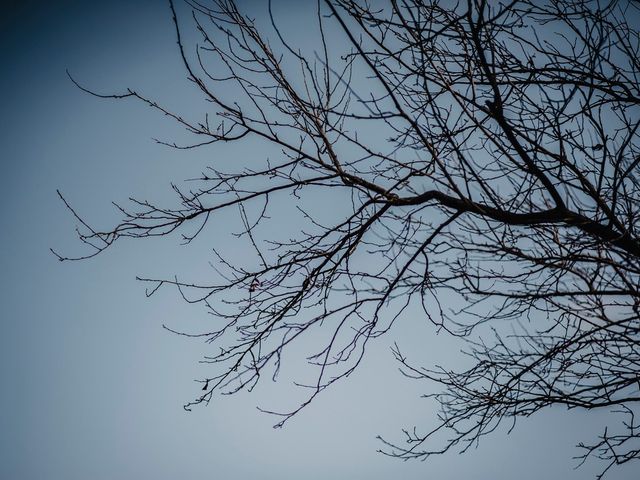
[60,1,640,477]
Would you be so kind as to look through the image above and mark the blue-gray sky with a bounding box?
[0,1,636,479]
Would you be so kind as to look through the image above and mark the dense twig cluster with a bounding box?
[59,0,640,476]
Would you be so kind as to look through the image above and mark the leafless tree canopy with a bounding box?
[59,0,640,476]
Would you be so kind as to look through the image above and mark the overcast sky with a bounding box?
[0,1,636,479]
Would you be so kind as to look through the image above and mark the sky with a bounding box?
[0,1,637,479]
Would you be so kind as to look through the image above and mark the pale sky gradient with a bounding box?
[0,1,636,479]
